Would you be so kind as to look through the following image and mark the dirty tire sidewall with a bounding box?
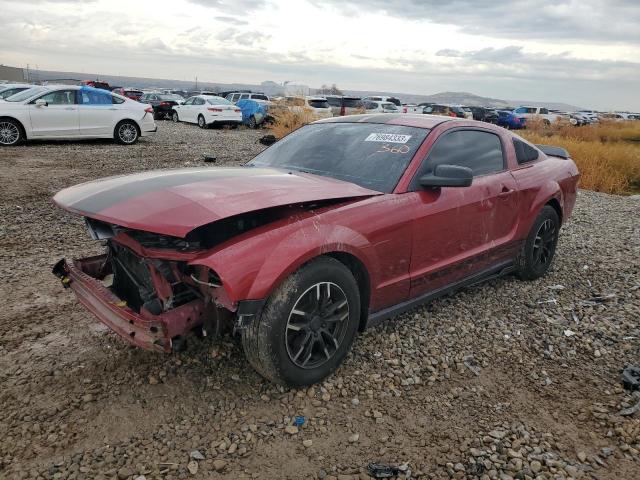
[516,205,560,280]
[172,111,179,123]
[241,256,360,386]
[198,115,207,129]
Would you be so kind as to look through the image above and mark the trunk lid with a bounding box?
[54,167,380,237]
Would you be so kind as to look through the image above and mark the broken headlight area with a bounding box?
[53,236,234,352]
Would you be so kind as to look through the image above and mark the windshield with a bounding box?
[206,97,233,105]
[5,87,48,102]
[0,87,29,99]
[308,99,329,108]
[247,123,429,193]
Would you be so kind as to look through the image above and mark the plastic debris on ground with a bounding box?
[622,365,640,391]
[367,462,400,478]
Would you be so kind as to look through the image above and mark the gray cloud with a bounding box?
[317,0,640,44]
[214,16,249,26]
[188,0,266,12]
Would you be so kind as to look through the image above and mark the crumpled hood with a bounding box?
[53,167,380,237]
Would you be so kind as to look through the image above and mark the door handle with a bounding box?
[498,187,515,198]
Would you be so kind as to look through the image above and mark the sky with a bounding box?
[1,0,639,110]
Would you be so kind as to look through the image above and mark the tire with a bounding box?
[0,118,24,146]
[114,120,139,145]
[171,111,179,123]
[515,205,560,280]
[153,111,163,121]
[198,115,208,129]
[241,256,361,386]
[248,115,258,129]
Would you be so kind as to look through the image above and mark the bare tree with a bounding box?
[318,83,343,95]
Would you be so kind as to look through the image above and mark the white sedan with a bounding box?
[170,95,242,128]
[0,86,156,146]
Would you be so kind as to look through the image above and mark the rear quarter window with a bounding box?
[513,138,540,164]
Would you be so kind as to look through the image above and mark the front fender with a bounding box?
[190,219,378,305]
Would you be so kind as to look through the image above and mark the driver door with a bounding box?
[408,128,519,298]
[28,89,79,137]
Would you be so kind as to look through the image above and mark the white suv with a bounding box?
[513,106,560,125]
[226,92,270,103]
[0,86,156,146]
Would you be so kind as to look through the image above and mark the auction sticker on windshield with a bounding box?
[364,133,412,144]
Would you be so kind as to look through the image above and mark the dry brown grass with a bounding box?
[520,121,640,194]
[268,102,318,139]
[268,101,366,139]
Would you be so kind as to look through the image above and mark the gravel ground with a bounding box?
[0,121,639,480]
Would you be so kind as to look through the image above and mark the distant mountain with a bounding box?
[25,67,583,111]
[339,89,583,111]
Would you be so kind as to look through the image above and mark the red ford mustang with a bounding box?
[53,114,580,385]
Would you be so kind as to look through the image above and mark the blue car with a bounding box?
[497,110,526,129]
[236,99,271,128]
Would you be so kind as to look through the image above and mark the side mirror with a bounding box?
[35,99,48,107]
[419,164,473,188]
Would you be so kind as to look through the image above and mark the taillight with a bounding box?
[340,106,346,116]
[159,101,170,107]
[403,107,407,113]
[234,109,241,113]
[144,107,154,113]
[208,108,223,112]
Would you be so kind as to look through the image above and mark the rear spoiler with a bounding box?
[535,144,570,159]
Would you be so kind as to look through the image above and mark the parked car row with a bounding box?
[2,80,639,144]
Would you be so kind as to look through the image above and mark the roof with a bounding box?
[315,113,459,129]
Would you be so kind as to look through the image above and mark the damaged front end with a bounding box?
[52,219,251,352]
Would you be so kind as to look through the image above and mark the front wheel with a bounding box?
[0,119,24,146]
[171,111,179,123]
[248,115,258,129]
[515,205,560,280]
[241,257,360,386]
[114,120,139,145]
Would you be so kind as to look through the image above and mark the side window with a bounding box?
[240,93,249,100]
[411,130,505,189]
[194,97,205,105]
[513,139,540,164]
[112,96,125,104]
[183,97,195,105]
[79,89,112,105]
[540,108,549,114]
[514,107,527,114]
[36,90,77,105]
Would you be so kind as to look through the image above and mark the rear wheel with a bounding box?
[153,111,163,120]
[241,257,360,385]
[198,115,208,129]
[515,205,560,280]
[0,119,24,146]
[114,120,139,145]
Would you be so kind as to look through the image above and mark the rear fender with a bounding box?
[521,180,564,236]
[190,221,378,306]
